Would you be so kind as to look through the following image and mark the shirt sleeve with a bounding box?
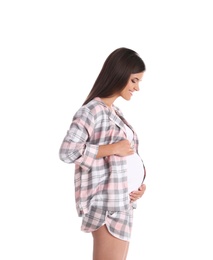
[59,107,99,170]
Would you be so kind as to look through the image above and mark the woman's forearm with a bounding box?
[96,140,134,158]
[96,144,116,158]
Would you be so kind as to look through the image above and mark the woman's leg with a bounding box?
[92,225,129,260]
[123,242,130,260]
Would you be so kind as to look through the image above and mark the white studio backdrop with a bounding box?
[0,0,213,259]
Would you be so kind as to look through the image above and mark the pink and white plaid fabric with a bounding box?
[59,97,146,217]
[81,205,134,241]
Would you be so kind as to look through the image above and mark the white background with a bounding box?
[1,0,213,259]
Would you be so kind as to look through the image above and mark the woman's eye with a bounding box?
[131,79,136,83]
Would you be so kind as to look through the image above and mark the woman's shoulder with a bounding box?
[74,98,108,119]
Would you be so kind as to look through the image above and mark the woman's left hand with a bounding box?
[129,184,146,202]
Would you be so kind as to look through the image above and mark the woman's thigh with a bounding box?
[92,225,129,260]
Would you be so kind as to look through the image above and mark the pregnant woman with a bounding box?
[59,47,147,260]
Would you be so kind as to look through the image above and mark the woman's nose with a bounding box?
[134,84,139,91]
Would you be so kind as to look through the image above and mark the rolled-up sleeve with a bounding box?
[59,107,99,169]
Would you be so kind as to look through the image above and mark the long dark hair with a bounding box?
[83,47,146,105]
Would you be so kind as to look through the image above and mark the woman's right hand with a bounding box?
[113,139,134,156]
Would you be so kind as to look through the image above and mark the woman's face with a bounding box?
[119,72,144,100]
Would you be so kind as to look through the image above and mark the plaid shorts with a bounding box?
[81,205,134,241]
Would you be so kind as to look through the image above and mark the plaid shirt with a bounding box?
[59,97,146,216]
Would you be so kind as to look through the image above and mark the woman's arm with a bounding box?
[59,107,134,167]
[96,140,134,158]
[59,107,98,168]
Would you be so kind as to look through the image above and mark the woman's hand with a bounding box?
[113,139,134,156]
[129,184,146,202]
